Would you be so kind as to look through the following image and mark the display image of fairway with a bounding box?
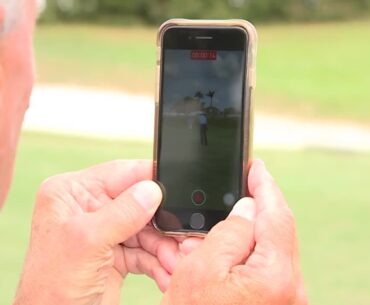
[159,115,242,213]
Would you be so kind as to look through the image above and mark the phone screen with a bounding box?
[155,27,249,233]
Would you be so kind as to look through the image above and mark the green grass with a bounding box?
[0,132,369,305]
[34,20,370,122]
[34,25,157,93]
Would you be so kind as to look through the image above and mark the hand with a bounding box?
[13,160,180,305]
[163,160,308,305]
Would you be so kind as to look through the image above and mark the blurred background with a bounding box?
[1,0,370,304]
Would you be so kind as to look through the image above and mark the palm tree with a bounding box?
[194,91,204,100]
[206,90,215,108]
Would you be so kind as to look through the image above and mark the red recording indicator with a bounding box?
[191,50,217,60]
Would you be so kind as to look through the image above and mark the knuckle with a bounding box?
[37,177,58,198]
[36,178,60,209]
[32,176,70,228]
[37,174,71,201]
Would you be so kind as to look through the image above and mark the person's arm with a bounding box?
[163,160,308,305]
[13,160,180,305]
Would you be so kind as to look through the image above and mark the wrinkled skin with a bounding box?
[13,160,181,305]
[162,160,308,305]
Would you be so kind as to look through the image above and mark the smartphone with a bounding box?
[153,19,257,236]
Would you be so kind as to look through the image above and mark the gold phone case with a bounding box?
[152,19,258,237]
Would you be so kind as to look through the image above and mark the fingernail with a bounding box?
[229,198,256,222]
[132,181,162,212]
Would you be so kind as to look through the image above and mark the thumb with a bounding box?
[248,159,297,258]
[87,180,162,246]
[195,197,256,271]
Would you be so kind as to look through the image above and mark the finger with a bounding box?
[194,198,256,272]
[78,159,153,199]
[179,237,203,256]
[122,247,171,293]
[245,160,301,298]
[247,160,296,253]
[248,159,286,212]
[247,160,297,262]
[86,180,162,245]
[125,226,181,274]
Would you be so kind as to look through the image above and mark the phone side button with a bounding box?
[190,213,205,230]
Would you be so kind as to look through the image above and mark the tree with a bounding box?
[206,90,215,107]
[194,91,204,100]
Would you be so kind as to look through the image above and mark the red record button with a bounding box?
[191,189,206,206]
